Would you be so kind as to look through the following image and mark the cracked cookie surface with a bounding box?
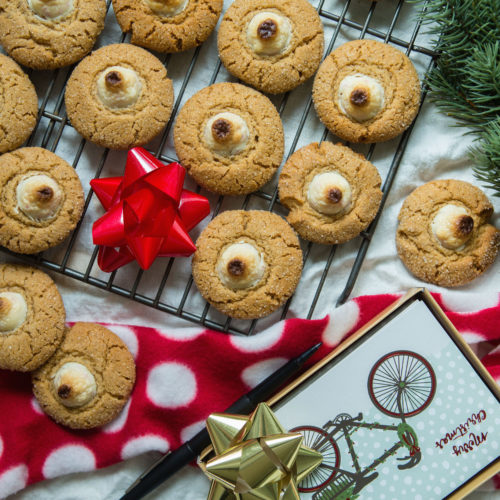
[112,0,223,53]
[279,142,382,244]
[396,180,500,287]
[313,39,421,143]
[0,54,38,154]
[0,264,65,372]
[174,82,284,195]
[32,322,136,429]
[0,147,85,254]
[65,43,174,150]
[217,0,324,94]
[0,0,106,70]
[192,210,303,319]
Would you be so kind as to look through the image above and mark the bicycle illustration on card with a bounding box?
[291,351,436,499]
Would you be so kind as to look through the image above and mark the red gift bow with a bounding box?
[90,148,210,272]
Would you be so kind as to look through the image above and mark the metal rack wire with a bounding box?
[0,0,437,335]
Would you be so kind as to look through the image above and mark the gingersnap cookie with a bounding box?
[313,39,421,143]
[396,180,500,287]
[0,0,106,70]
[0,264,65,372]
[217,0,324,94]
[279,142,382,244]
[192,210,303,319]
[32,322,136,429]
[174,83,284,195]
[112,0,223,53]
[0,55,38,154]
[0,147,85,254]
[65,43,174,150]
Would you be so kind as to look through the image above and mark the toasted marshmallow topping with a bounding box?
[0,292,28,334]
[96,66,142,110]
[16,174,64,222]
[431,204,474,250]
[307,172,352,215]
[53,362,97,408]
[203,112,250,156]
[338,74,385,122]
[28,0,74,20]
[246,11,292,56]
[216,241,266,290]
[145,0,188,17]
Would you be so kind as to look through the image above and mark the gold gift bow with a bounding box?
[198,403,323,500]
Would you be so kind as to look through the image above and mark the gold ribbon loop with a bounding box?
[200,403,323,500]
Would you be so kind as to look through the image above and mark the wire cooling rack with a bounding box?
[0,0,437,335]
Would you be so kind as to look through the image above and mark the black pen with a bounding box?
[121,341,322,500]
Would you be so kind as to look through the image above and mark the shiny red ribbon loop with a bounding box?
[91,147,210,272]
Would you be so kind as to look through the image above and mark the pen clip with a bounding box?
[124,450,172,494]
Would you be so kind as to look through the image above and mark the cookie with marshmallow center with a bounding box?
[279,142,382,244]
[112,0,223,53]
[217,0,324,94]
[32,322,136,429]
[313,39,421,143]
[0,264,65,372]
[0,147,84,254]
[174,82,284,195]
[192,210,302,319]
[396,179,500,287]
[0,0,106,69]
[65,43,174,149]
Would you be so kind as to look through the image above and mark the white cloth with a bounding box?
[6,0,499,498]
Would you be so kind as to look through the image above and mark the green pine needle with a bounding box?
[417,0,500,196]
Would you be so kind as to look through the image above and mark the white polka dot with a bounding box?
[461,331,486,344]
[440,293,499,312]
[434,486,442,495]
[43,445,96,479]
[181,420,206,443]
[31,397,43,415]
[241,358,288,388]
[121,435,169,460]
[0,465,28,497]
[147,362,197,408]
[107,325,139,358]
[0,435,3,459]
[157,326,206,342]
[322,300,360,347]
[102,398,132,434]
[230,321,283,353]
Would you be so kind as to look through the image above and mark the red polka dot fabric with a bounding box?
[0,293,499,497]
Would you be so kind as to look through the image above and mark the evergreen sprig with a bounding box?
[417,0,500,196]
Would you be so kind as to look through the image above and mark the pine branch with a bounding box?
[471,119,500,197]
[416,0,500,196]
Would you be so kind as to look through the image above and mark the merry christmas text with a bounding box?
[435,409,487,455]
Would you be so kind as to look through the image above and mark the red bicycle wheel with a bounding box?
[368,351,436,418]
[290,425,340,492]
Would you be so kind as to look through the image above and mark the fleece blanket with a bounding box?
[1,292,499,498]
